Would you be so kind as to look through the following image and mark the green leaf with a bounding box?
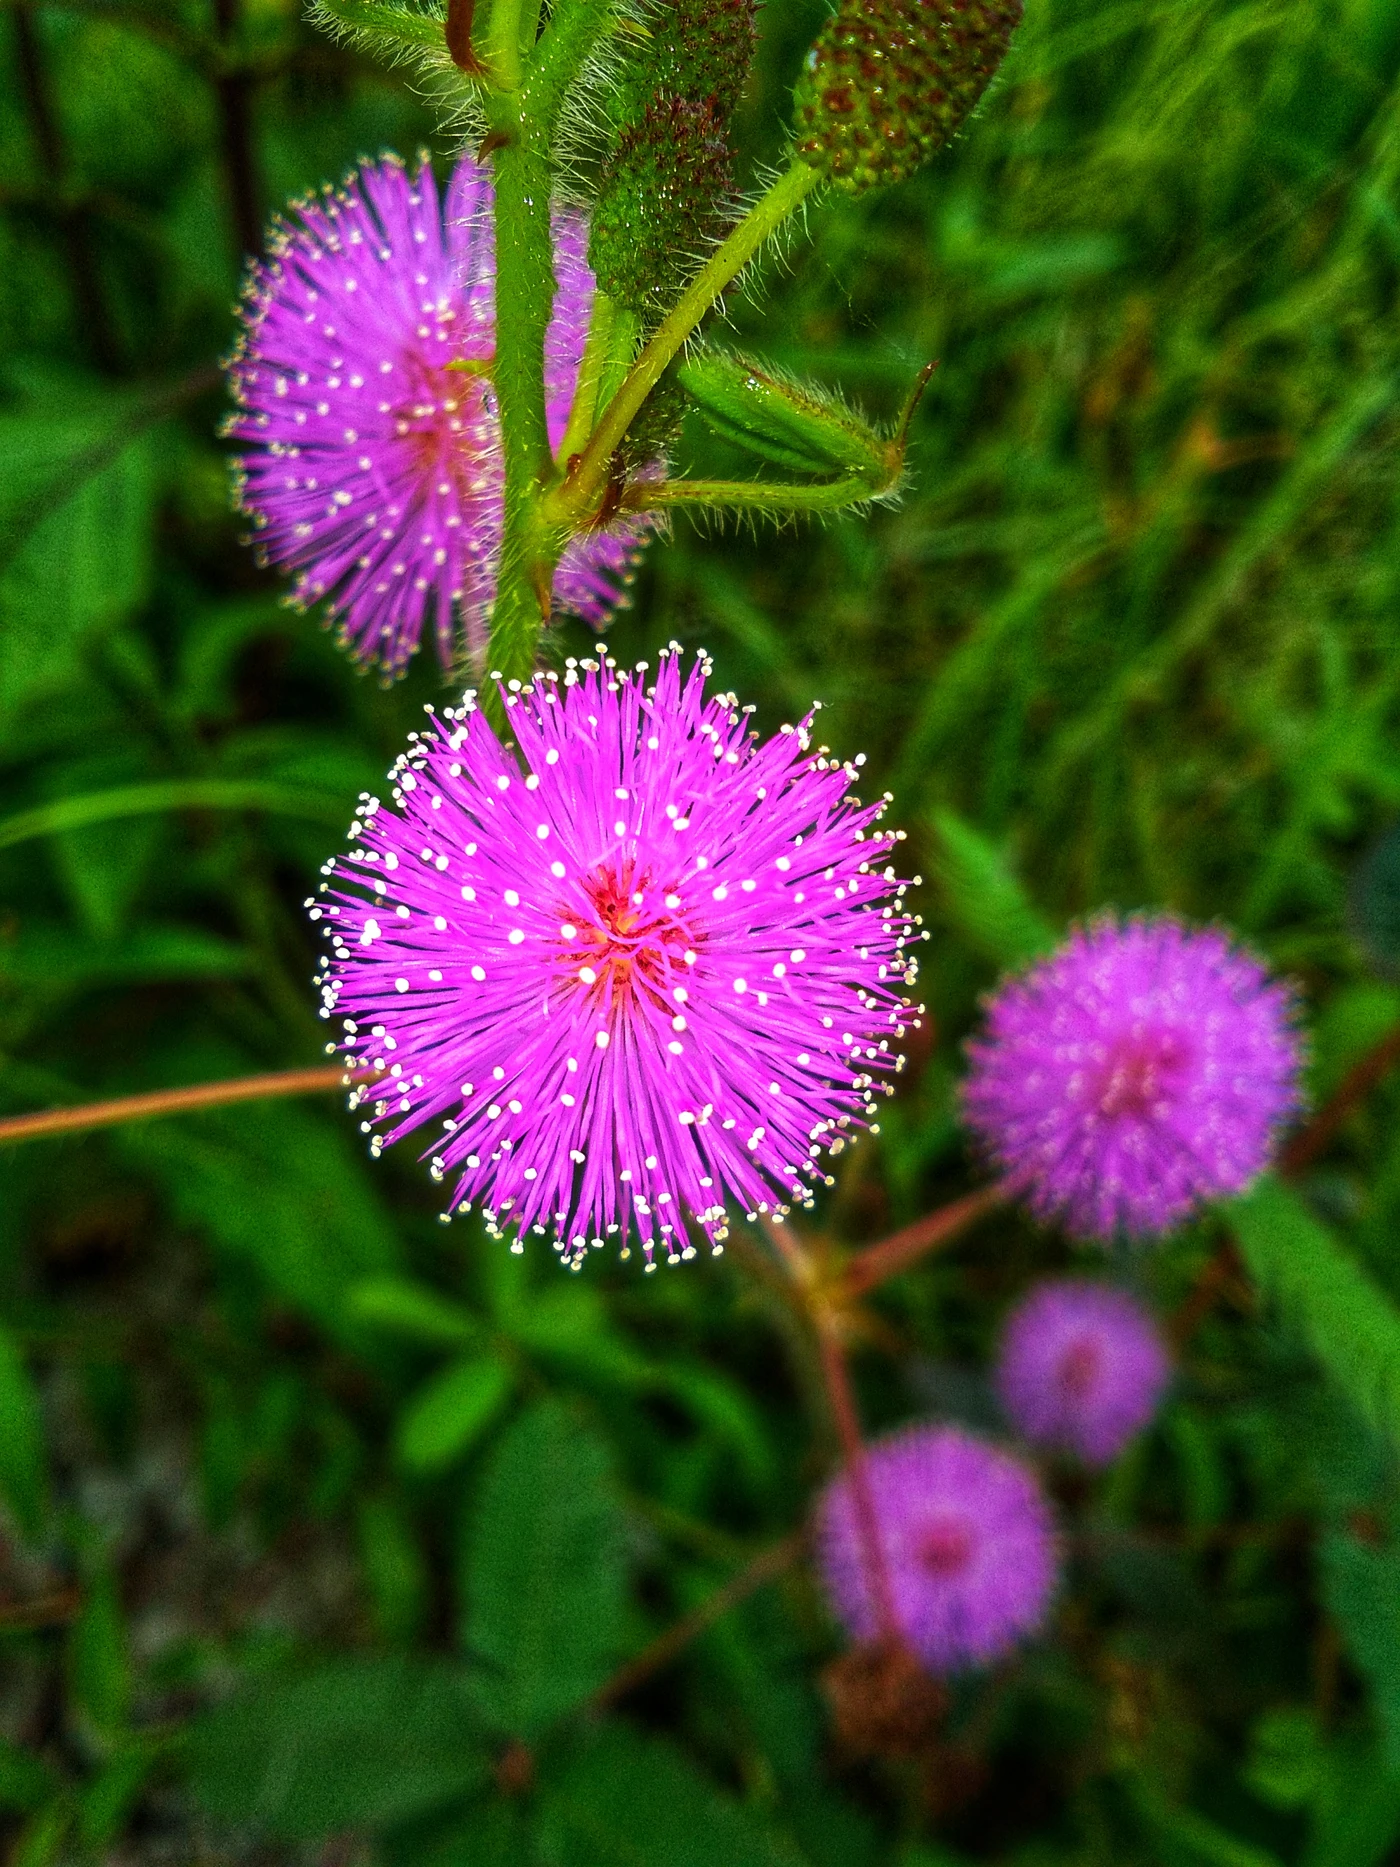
[1246,1711,1400,1867]
[0,1322,47,1541]
[77,1744,155,1850]
[189,1656,492,1841]
[538,1722,798,1867]
[67,1557,131,1738]
[1125,1772,1283,1867]
[654,1362,776,1493]
[1305,1734,1400,1867]
[383,1800,539,1867]
[116,1101,399,1339]
[1320,1525,1400,1766]
[45,759,166,940]
[8,1804,70,1867]
[398,1353,514,1473]
[503,1284,650,1388]
[1246,1707,1324,1811]
[349,1275,485,1347]
[0,417,156,736]
[0,779,349,853]
[0,920,250,991]
[1231,1178,1400,1452]
[461,1399,628,1736]
[0,1739,59,1814]
[929,809,1057,970]
[358,1494,430,1643]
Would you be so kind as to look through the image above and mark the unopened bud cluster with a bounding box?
[589,0,757,320]
[793,0,1023,193]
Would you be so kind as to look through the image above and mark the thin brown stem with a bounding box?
[0,1065,379,1148]
[816,1327,899,1645]
[589,1531,805,1713]
[1279,1019,1400,1175]
[840,1184,1002,1298]
[0,1589,82,1632]
[1170,1237,1246,1350]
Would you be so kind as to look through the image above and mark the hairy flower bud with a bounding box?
[615,0,756,122]
[589,96,738,320]
[589,0,757,322]
[793,0,1023,194]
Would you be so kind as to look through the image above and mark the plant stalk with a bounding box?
[0,1066,380,1149]
[619,472,894,518]
[486,113,563,689]
[548,159,821,526]
[841,1183,1003,1298]
[589,1530,805,1712]
[816,1326,899,1645]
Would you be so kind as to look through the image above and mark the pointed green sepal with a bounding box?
[677,346,931,493]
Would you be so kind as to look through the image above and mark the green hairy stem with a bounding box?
[480,0,616,688]
[546,159,821,529]
[481,16,823,683]
[619,474,893,517]
[485,121,558,688]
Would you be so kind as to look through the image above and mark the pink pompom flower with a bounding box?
[225,153,652,678]
[312,647,920,1267]
[962,916,1303,1241]
[817,1424,1060,1676]
[996,1278,1171,1467]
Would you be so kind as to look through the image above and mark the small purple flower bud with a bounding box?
[817,1424,1059,1676]
[962,916,1304,1241]
[996,1279,1171,1467]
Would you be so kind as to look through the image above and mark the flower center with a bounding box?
[916,1515,975,1578]
[561,860,700,1019]
[1057,1337,1101,1398]
[401,350,493,478]
[1095,1029,1185,1119]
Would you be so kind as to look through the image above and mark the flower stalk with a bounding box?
[546,159,821,533]
[0,1065,382,1149]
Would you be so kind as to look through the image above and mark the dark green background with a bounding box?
[5,0,1400,1860]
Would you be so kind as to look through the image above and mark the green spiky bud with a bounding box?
[589,0,757,324]
[613,0,756,122]
[590,95,738,320]
[792,0,1022,193]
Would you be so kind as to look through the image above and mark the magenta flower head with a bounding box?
[996,1279,1171,1467]
[224,153,652,677]
[312,647,920,1267]
[962,916,1303,1241]
[817,1424,1059,1676]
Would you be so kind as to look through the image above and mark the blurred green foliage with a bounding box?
[5,0,1400,1861]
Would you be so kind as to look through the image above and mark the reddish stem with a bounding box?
[444,0,486,73]
[590,1531,805,1713]
[817,1327,900,1646]
[0,1065,378,1148]
[841,1183,1002,1298]
[1176,1019,1400,1346]
[1279,1019,1400,1176]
